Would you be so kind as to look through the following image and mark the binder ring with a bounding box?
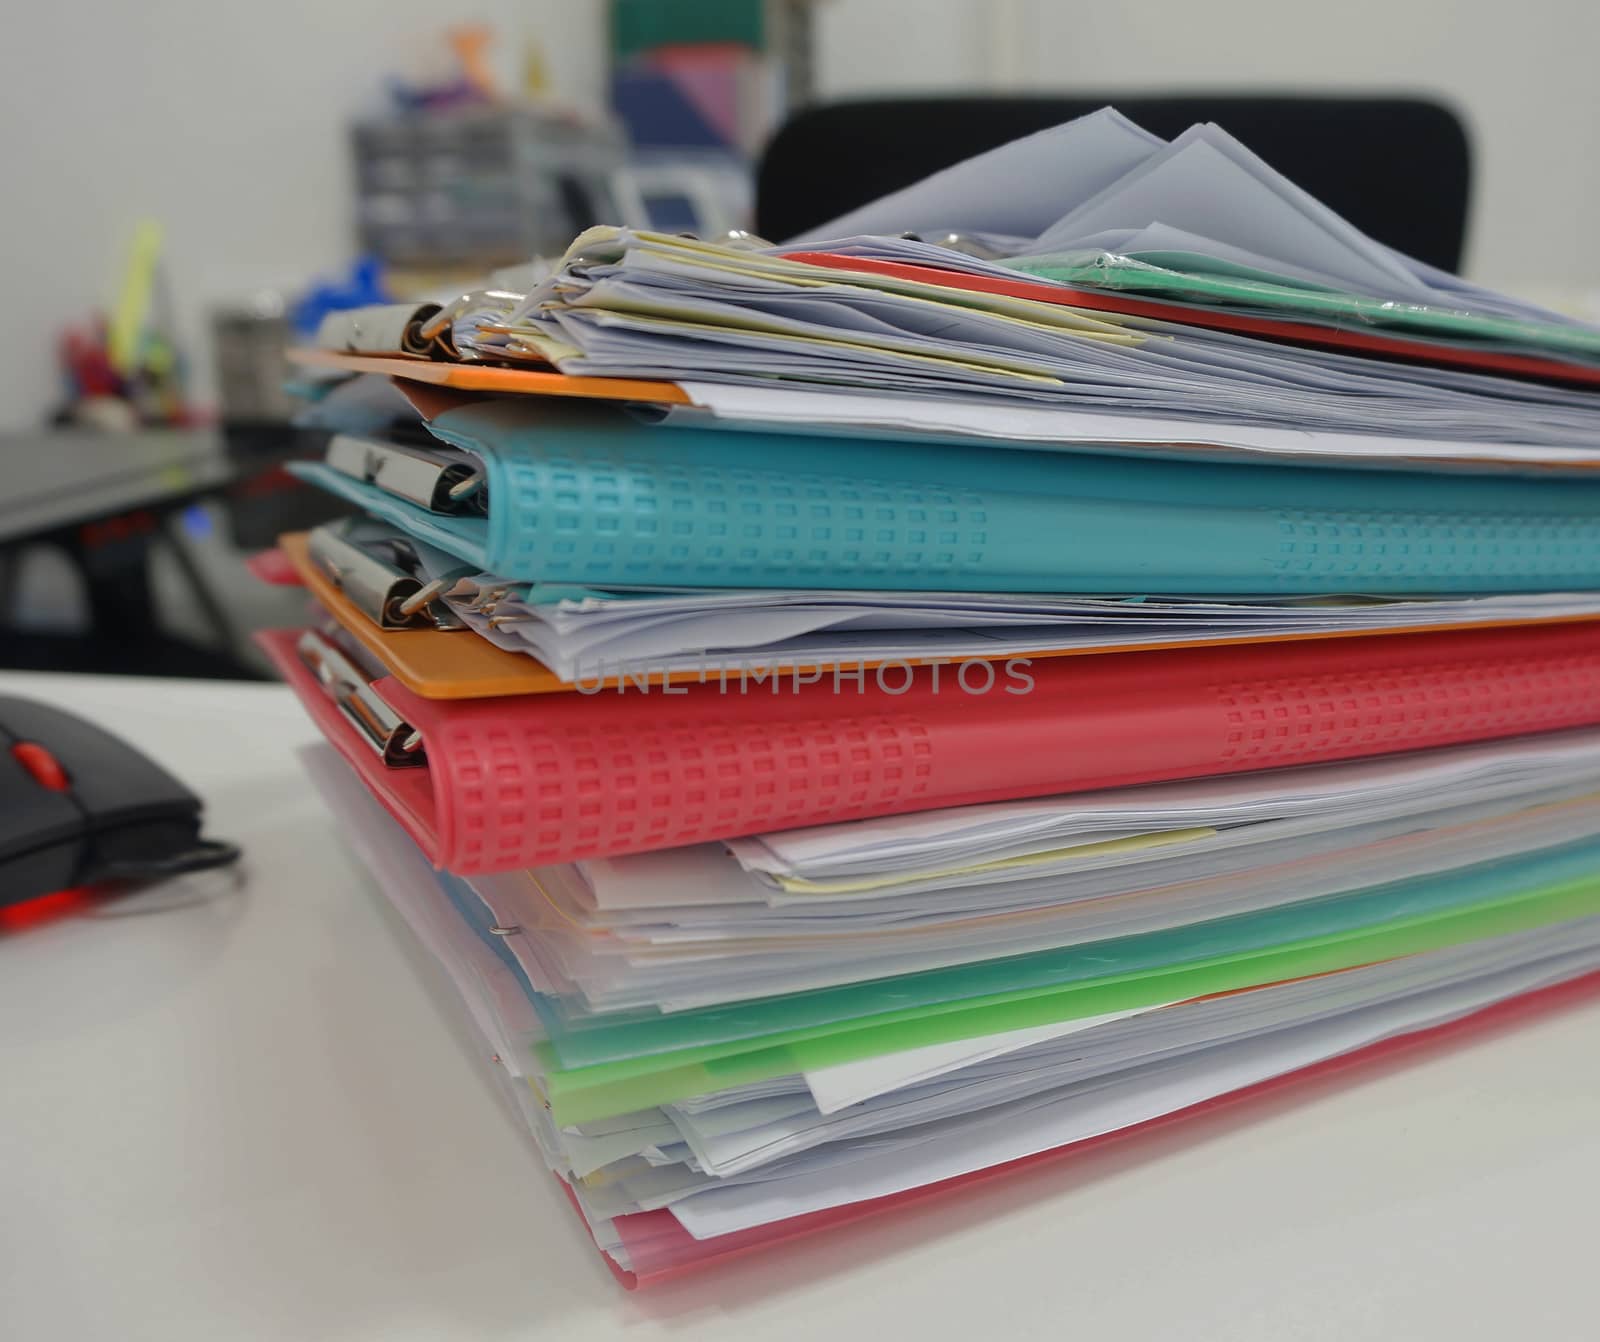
[397,578,448,619]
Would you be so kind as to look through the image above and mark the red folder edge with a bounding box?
[258,629,446,864]
[266,620,1600,873]
[245,546,301,587]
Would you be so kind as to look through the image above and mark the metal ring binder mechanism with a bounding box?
[315,290,526,362]
[318,302,449,358]
[309,518,467,632]
[296,628,426,767]
[417,289,525,358]
[324,435,488,517]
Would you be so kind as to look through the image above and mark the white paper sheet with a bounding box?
[802,1005,1164,1114]
[785,107,1163,246]
[1033,126,1427,298]
[449,582,1600,682]
[668,382,1600,468]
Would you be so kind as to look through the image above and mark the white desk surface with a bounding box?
[2,670,1597,1341]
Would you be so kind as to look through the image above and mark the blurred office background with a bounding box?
[2,0,1598,677]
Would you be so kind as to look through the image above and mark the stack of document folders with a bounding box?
[262,108,1600,1287]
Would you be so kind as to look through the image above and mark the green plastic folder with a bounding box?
[540,830,1600,1064]
[1006,250,1600,362]
[536,853,1600,1123]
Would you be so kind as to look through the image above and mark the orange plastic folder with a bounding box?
[261,619,1600,873]
[276,531,1600,702]
[288,346,689,404]
[281,532,570,699]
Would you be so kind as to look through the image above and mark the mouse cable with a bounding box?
[95,838,244,884]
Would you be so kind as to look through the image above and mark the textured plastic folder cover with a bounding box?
[289,398,1600,594]
[262,621,1600,875]
[597,968,1600,1287]
[263,619,1600,879]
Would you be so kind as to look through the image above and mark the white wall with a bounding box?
[0,0,604,430]
[816,0,1600,290]
[1,0,1596,430]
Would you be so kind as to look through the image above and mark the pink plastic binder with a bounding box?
[261,621,1600,872]
[587,967,1600,1287]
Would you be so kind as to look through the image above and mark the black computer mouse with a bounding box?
[0,695,238,908]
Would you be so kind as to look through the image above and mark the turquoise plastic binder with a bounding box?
[289,399,1600,594]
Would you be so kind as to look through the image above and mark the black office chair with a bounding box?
[757,95,1472,273]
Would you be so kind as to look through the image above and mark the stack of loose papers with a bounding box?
[444,584,1600,684]
[276,106,1600,1288]
[464,107,1600,462]
[480,227,1600,447]
[307,727,1600,1284]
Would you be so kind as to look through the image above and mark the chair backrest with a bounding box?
[756,94,1471,273]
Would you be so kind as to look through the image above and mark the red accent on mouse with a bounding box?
[12,742,70,793]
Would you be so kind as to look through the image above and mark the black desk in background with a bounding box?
[0,427,344,678]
